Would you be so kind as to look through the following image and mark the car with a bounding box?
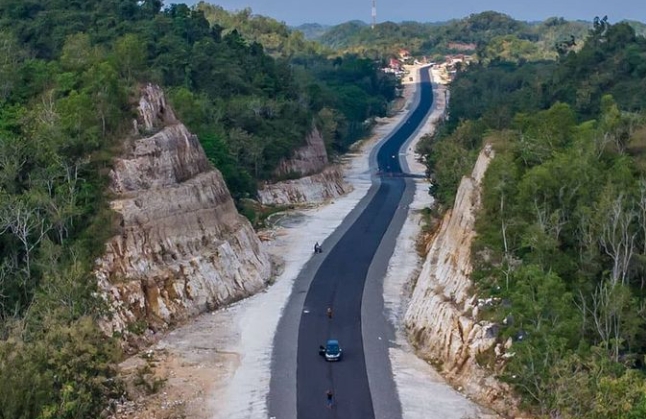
[319,339,343,362]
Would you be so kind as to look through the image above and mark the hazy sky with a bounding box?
[181,0,645,26]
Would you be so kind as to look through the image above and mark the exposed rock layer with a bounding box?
[96,84,271,338]
[405,146,517,415]
[259,126,349,205]
[274,126,328,177]
[257,166,350,205]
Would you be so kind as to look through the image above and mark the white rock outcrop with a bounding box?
[257,166,349,205]
[258,125,350,205]
[274,126,328,177]
[405,145,516,414]
[96,84,271,339]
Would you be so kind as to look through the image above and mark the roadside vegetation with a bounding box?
[0,1,395,417]
[420,17,646,418]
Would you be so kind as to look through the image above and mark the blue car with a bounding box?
[319,339,343,362]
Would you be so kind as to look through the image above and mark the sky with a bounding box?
[181,0,646,26]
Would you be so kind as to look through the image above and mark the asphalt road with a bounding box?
[269,67,434,419]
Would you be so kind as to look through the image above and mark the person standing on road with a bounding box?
[326,307,333,319]
[326,389,334,408]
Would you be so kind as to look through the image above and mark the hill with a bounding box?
[300,12,592,61]
[292,22,332,40]
[418,18,646,418]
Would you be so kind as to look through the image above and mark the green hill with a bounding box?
[292,22,333,40]
[311,12,592,61]
[420,19,646,418]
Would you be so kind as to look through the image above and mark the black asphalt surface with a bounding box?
[269,67,433,419]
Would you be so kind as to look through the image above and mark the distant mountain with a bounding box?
[195,3,327,56]
[318,20,371,49]
[309,11,592,61]
[624,19,646,36]
[292,23,333,40]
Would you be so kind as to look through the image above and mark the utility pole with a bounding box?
[371,0,376,29]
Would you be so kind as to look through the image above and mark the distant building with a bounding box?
[444,54,474,67]
[441,54,474,81]
[398,49,411,60]
[382,57,405,78]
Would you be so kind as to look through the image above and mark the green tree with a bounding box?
[113,34,146,82]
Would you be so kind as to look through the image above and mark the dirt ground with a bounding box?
[110,307,243,419]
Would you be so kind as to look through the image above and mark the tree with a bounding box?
[0,31,26,101]
[598,193,637,287]
[0,317,120,419]
[113,33,146,82]
[81,61,124,137]
[0,134,27,194]
[0,194,51,282]
[59,33,97,73]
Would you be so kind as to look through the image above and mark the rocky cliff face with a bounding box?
[259,126,349,205]
[257,166,349,205]
[404,145,517,415]
[274,126,328,178]
[96,84,271,340]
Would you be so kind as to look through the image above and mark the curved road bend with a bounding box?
[269,66,434,419]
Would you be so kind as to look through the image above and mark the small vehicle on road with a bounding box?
[319,339,343,362]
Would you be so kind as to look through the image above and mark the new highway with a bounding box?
[269,66,434,419]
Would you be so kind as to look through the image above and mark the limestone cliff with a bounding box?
[274,126,328,177]
[259,126,349,205]
[257,166,349,205]
[404,145,517,415]
[96,84,271,340]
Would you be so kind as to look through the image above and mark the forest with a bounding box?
[303,12,589,61]
[420,17,646,418]
[0,1,396,417]
[301,11,646,64]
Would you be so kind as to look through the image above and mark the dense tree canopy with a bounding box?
[419,19,646,418]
